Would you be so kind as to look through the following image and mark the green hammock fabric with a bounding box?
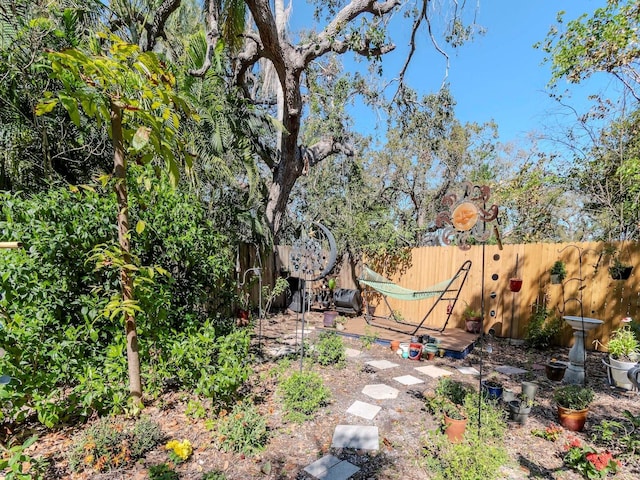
[358,266,459,301]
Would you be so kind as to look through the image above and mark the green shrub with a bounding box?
[0,435,48,480]
[149,463,179,480]
[422,392,508,479]
[315,331,346,367]
[361,326,378,349]
[0,172,240,428]
[202,471,228,480]
[524,305,562,349]
[279,371,331,422]
[213,401,269,455]
[67,415,163,473]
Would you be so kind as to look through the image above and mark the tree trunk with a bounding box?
[110,100,143,406]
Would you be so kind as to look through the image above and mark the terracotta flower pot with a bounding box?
[443,414,467,443]
[465,319,482,333]
[557,406,589,432]
[390,340,401,352]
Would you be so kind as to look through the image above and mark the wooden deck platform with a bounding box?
[319,313,479,358]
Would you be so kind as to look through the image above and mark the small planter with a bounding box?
[465,319,482,333]
[443,414,467,443]
[408,342,423,361]
[390,340,401,352]
[502,388,516,403]
[545,362,567,382]
[605,356,638,390]
[423,343,439,360]
[557,406,589,432]
[609,266,633,280]
[323,311,338,328]
[508,400,532,425]
[550,274,563,285]
[481,380,503,400]
[521,381,539,400]
[509,278,523,292]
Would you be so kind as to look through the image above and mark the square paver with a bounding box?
[415,365,453,378]
[494,365,528,375]
[366,360,399,370]
[304,455,342,478]
[393,375,424,386]
[362,383,399,399]
[331,425,379,450]
[322,460,360,480]
[346,400,381,420]
[345,348,362,358]
[456,366,480,375]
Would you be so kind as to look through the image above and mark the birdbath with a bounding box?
[562,316,604,385]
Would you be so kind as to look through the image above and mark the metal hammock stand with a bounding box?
[358,260,472,334]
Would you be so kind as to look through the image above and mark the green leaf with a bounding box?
[135,220,146,234]
[132,127,151,151]
[59,93,81,126]
[35,99,58,115]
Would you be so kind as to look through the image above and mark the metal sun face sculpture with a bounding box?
[289,222,337,281]
[431,182,499,249]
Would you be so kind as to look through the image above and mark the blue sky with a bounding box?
[290,0,615,145]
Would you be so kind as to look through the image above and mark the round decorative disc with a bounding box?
[452,201,479,231]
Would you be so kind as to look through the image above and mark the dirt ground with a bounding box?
[27,310,640,479]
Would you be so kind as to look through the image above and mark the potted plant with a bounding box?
[462,305,482,333]
[481,374,503,400]
[550,260,566,284]
[508,394,534,425]
[424,378,470,442]
[609,256,633,280]
[553,385,595,432]
[335,315,348,331]
[441,400,467,443]
[606,320,640,390]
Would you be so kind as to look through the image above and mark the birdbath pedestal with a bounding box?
[563,316,604,385]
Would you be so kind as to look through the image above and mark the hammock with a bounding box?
[358,260,472,334]
[359,266,459,301]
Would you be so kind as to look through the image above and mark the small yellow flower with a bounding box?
[165,439,193,462]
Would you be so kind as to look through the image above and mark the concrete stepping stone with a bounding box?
[494,365,528,375]
[331,425,379,450]
[415,365,453,378]
[346,400,381,420]
[265,345,297,358]
[345,348,361,358]
[366,359,399,370]
[456,366,480,375]
[303,454,360,480]
[362,383,399,399]
[393,374,424,386]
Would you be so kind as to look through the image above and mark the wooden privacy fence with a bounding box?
[265,242,640,350]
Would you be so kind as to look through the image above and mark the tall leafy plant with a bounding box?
[36,33,197,406]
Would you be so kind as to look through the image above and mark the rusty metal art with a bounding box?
[430,182,499,249]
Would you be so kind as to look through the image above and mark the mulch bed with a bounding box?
[22,310,640,479]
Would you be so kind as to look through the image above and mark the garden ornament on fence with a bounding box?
[289,222,336,370]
